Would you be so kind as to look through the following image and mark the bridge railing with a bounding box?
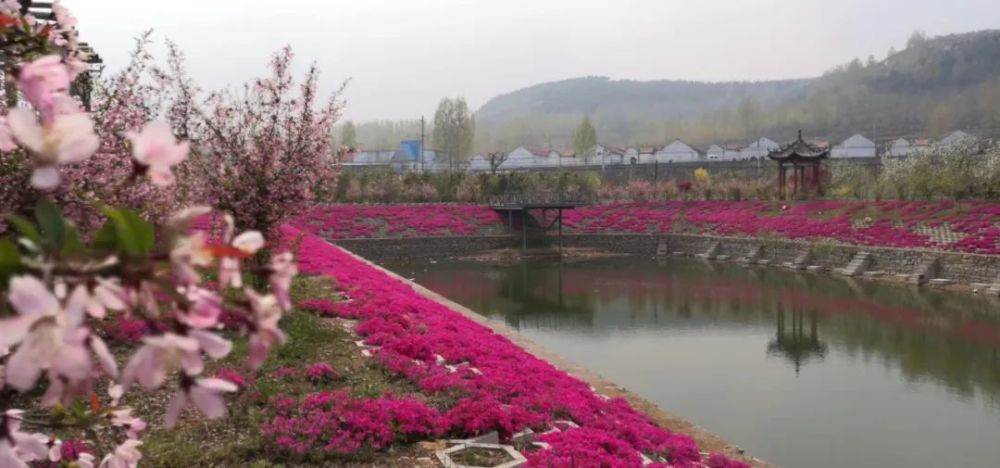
[487,191,593,207]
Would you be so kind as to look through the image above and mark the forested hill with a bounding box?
[474,77,810,125]
[473,29,1000,149]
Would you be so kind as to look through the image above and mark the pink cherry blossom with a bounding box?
[269,252,297,311]
[170,231,212,285]
[164,377,237,428]
[0,410,49,467]
[0,116,16,152]
[219,215,265,289]
[98,439,141,468]
[178,286,223,329]
[120,333,200,390]
[125,121,189,187]
[77,452,96,468]
[167,206,212,230]
[0,1,20,14]
[245,290,286,370]
[5,108,99,189]
[17,55,71,121]
[188,329,232,360]
[108,384,124,406]
[0,276,90,391]
[109,409,147,440]
[73,280,125,320]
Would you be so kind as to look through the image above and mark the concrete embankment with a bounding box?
[333,233,1000,293]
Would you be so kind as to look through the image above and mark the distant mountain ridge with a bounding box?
[474,29,1000,148]
[475,77,810,124]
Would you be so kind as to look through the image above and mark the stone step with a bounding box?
[787,250,812,270]
[740,245,763,263]
[909,257,940,285]
[695,241,722,260]
[656,240,669,256]
[839,251,873,277]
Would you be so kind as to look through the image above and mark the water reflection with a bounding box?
[388,256,1000,467]
[392,257,1000,408]
[767,307,827,375]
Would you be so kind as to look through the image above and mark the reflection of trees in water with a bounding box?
[398,257,1000,408]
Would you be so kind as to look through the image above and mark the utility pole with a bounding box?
[420,116,425,172]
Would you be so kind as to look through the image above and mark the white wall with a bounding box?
[654,140,701,162]
[831,134,876,158]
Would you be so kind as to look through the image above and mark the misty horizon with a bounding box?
[74,0,1000,121]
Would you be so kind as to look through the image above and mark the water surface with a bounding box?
[385,256,1000,468]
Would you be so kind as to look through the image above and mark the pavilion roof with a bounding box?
[767,131,829,161]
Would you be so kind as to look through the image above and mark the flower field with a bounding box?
[282,225,747,467]
[295,201,1000,255]
[292,204,507,238]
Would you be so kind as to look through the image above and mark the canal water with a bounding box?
[385,256,1000,468]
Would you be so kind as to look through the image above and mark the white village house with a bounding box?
[654,140,703,162]
[706,144,725,160]
[888,138,912,157]
[499,147,539,170]
[936,130,978,150]
[739,137,780,159]
[468,154,490,171]
[831,134,877,158]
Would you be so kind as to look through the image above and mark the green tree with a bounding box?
[573,115,598,161]
[340,120,357,149]
[433,97,475,169]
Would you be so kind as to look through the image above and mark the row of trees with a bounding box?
[335,97,476,166]
[336,110,601,165]
[830,144,1000,200]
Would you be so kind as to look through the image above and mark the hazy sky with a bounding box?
[72,0,1000,121]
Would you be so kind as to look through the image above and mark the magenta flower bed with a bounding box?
[292,201,1000,255]
[281,225,746,467]
[292,204,504,239]
[567,200,1000,254]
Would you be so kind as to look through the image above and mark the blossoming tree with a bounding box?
[166,46,345,243]
[0,3,295,467]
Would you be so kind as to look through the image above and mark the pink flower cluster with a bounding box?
[306,362,337,382]
[298,298,340,316]
[214,368,249,389]
[281,225,745,466]
[301,201,1000,256]
[292,204,503,239]
[261,390,439,455]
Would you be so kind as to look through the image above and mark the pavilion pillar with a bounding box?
[814,164,823,196]
[798,165,805,198]
[790,165,795,197]
[778,164,786,200]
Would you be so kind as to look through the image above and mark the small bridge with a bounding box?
[489,193,590,251]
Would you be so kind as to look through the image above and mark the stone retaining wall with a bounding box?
[329,233,1000,287]
[332,235,519,261]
